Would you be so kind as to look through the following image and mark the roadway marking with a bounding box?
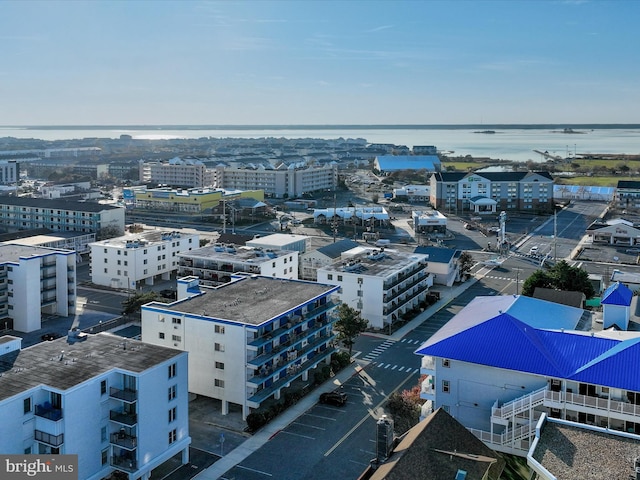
[361,340,395,361]
[303,413,337,421]
[291,422,326,431]
[232,465,273,477]
[279,430,315,440]
[323,369,417,457]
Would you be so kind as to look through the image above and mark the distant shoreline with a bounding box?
[3,124,640,131]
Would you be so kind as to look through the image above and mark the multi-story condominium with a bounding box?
[413,246,461,287]
[246,233,308,254]
[0,197,124,235]
[616,180,640,212]
[0,229,96,257]
[429,171,554,213]
[214,161,337,199]
[317,247,433,331]
[299,239,360,281]
[416,294,640,459]
[0,333,190,480]
[26,161,108,180]
[178,244,298,286]
[89,231,199,290]
[0,159,19,185]
[129,186,263,214]
[139,157,218,188]
[0,244,76,333]
[141,275,339,419]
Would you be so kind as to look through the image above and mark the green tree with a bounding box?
[122,291,159,315]
[333,303,368,355]
[521,260,595,298]
[458,251,474,280]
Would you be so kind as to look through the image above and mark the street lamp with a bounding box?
[514,268,522,295]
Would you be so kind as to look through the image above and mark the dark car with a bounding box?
[319,389,347,407]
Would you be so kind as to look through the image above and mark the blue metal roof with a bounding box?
[413,246,457,264]
[375,155,440,172]
[415,295,640,391]
[602,282,633,306]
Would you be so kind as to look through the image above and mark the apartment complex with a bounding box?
[416,294,640,460]
[0,229,95,257]
[0,244,76,333]
[0,333,190,480]
[317,247,433,331]
[128,186,263,214]
[0,197,125,235]
[139,157,217,188]
[141,275,339,419]
[299,238,360,281]
[89,230,199,289]
[429,171,554,213]
[178,244,298,286]
[0,159,19,185]
[616,180,640,212]
[214,161,337,198]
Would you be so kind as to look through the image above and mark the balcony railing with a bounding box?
[110,431,138,450]
[109,387,138,403]
[110,410,137,426]
[111,456,137,472]
[35,404,63,421]
[35,430,64,447]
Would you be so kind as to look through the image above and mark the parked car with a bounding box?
[319,389,347,406]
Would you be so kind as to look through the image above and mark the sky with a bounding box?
[1,0,639,126]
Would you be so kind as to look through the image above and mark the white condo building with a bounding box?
[0,244,76,333]
[215,161,337,198]
[89,231,199,289]
[0,197,125,235]
[0,333,190,480]
[139,157,217,188]
[415,294,640,473]
[141,275,339,419]
[178,244,298,286]
[317,247,433,331]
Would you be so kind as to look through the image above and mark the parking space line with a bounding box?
[303,413,337,421]
[279,431,315,440]
[291,422,326,431]
[233,465,273,477]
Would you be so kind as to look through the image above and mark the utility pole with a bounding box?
[514,268,522,295]
[554,210,557,262]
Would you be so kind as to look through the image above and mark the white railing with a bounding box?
[421,356,436,371]
[492,386,547,419]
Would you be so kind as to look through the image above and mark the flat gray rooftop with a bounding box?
[180,245,294,263]
[164,276,336,325]
[532,421,640,480]
[92,230,193,248]
[322,248,427,277]
[0,332,183,401]
[0,244,66,263]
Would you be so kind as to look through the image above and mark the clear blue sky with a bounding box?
[1,0,638,125]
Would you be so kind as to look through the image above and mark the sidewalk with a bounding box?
[194,361,361,480]
[194,277,479,479]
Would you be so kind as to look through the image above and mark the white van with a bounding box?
[375,239,391,247]
[529,245,539,255]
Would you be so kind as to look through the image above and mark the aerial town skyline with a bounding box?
[1,0,638,126]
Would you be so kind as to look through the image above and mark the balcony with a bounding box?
[110,410,137,426]
[421,356,436,372]
[35,403,63,421]
[110,431,138,450]
[34,430,64,447]
[111,455,137,472]
[109,387,138,403]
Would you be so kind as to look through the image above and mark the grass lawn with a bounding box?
[555,175,630,187]
[440,161,483,171]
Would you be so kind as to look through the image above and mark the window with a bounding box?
[172,335,181,342]
[117,260,121,265]
[23,397,31,414]
[214,343,224,352]
[215,361,224,369]
[327,274,333,280]
[442,359,450,368]
[159,332,165,339]
[104,258,108,263]
[168,385,177,401]
[215,325,225,334]
[214,379,225,388]
[272,261,276,268]
[169,429,177,444]
[100,380,107,395]
[168,363,177,379]
[172,317,181,325]
[169,406,177,423]
[337,275,343,281]
[101,426,107,442]
[101,448,108,466]
[284,258,287,264]
[442,380,450,393]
